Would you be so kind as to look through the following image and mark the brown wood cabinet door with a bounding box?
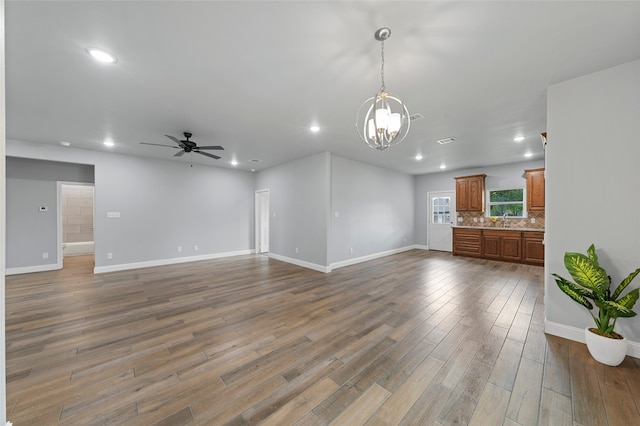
[526,168,545,211]
[502,234,523,261]
[468,177,484,212]
[456,179,469,211]
[455,174,485,212]
[523,232,544,265]
[482,235,501,259]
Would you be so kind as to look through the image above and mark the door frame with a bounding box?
[254,189,270,254]
[57,181,95,269]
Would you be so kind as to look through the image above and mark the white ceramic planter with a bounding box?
[584,327,628,366]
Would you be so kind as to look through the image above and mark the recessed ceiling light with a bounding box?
[524,151,533,157]
[514,136,525,142]
[60,141,71,147]
[251,169,256,172]
[415,154,423,161]
[103,140,114,147]
[231,160,238,166]
[440,164,447,169]
[310,125,320,133]
[86,47,117,63]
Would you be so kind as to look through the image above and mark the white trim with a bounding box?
[63,241,94,256]
[6,263,60,276]
[267,253,331,273]
[330,245,420,271]
[545,320,640,359]
[94,249,254,274]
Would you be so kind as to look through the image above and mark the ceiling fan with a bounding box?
[141,132,224,159]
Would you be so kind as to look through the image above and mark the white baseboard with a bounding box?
[330,245,421,270]
[267,253,330,273]
[5,263,60,276]
[93,249,254,274]
[63,241,94,256]
[545,320,640,359]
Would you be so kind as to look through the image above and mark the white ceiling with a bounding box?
[6,1,640,175]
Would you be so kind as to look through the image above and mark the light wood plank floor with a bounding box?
[6,250,640,425]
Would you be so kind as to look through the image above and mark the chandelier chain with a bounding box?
[380,40,385,92]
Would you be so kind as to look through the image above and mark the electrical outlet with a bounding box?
[473,217,477,222]
[194,245,199,251]
[480,217,484,223]
[530,218,536,224]
[457,217,463,222]
[295,247,299,253]
[107,253,113,259]
[177,246,182,253]
[350,248,354,254]
[42,252,48,259]
[403,237,407,242]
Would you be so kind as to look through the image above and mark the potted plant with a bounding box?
[552,243,640,366]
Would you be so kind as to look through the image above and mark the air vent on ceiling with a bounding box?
[409,113,424,121]
[249,159,262,163]
[436,137,456,145]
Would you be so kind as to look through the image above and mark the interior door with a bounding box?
[428,191,455,252]
[255,189,270,253]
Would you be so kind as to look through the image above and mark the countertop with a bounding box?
[452,225,545,232]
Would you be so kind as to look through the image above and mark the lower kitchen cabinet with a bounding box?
[452,228,482,258]
[453,228,544,265]
[523,231,545,266]
[483,230,522,262]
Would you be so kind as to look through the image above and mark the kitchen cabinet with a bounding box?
[482,230,522,262]
[525,168,545,212]
[452,228,482,257]
[453,228,544,265]
[455,174,486,212]
[523,231,545,266]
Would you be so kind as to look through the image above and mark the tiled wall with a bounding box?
[456,210,545,229]
[62,185,94,243]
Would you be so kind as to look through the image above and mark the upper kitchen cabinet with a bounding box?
[525,168,545,211]
[455,174,486,212]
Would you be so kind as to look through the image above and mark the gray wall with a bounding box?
[255,152,331,267]
[546,59,640,343]
[7,141,255,270]
[331,155,414,264]
[6,157,94,269]
[414,160,544,246]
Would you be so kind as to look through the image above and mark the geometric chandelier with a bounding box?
[356,27,410,151]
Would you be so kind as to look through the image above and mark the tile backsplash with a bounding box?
[456,211,545,229]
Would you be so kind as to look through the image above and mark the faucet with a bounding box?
[502,213,508,228]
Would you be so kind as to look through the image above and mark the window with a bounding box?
[488,188,525,217]
[432,196,451,224]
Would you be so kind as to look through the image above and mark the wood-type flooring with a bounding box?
[5,250,640,425]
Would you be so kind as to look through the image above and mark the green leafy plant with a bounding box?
[552,243,640,338]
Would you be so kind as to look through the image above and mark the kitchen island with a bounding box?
[452,226,544,265]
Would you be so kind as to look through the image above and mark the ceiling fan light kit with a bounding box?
[356,27,410,151]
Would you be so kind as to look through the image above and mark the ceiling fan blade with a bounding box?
[140,142,180,148]
[174,150,186,157]
[196,145,224,150]
[165,134,186,148]
[195,150,221,160]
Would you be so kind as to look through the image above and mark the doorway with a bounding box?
[57,182,95,268]
[255,189,270,254]
[428,191,455,252]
